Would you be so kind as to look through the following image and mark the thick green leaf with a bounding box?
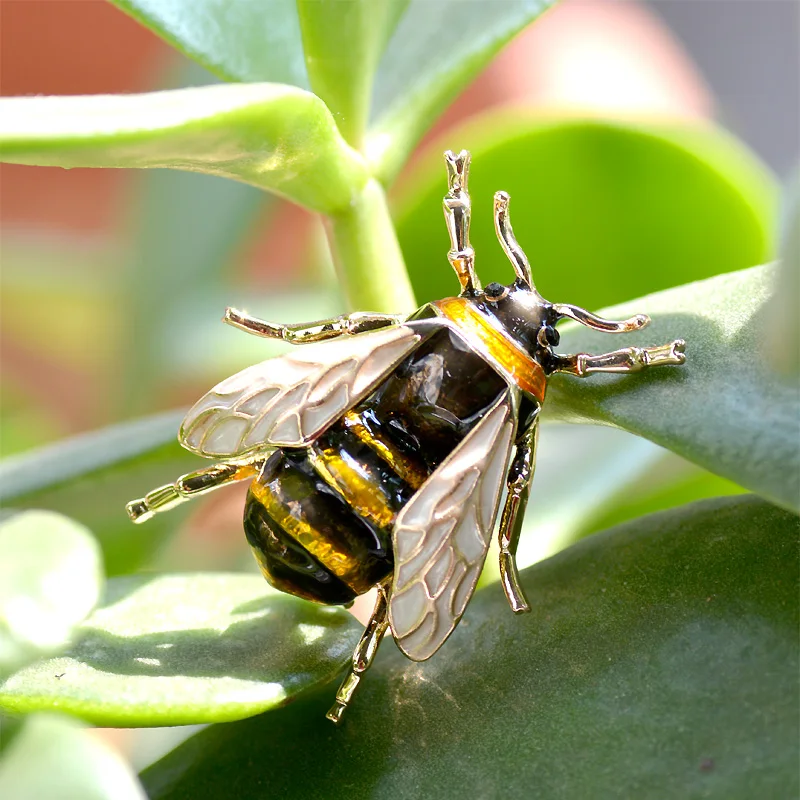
[0,573,360,726]
[0,84,367,214]
[0,411,198,575]
[110,0,308,88]
[0,512,103,677]
[395,116,776,311]
[297,0,407,148]
[368,0,558,182]
[547,265,800,512]
[141,496,799,799]
[0,714,146,800]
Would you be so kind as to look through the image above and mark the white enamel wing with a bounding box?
[389,390,517,661]
[179,325,422,457]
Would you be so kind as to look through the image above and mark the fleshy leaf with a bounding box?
[140,497,799,799]
[109,0,308,88]
[0,512,103,677]
[546,264,799,512]
[0,714,146,800]
[0,84,368,214]
[368,0,558,182]
[297,0,408,148]
[395,116,776,311]
[0,574,360,726]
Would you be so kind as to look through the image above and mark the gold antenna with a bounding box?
[493,191,535,291]
[443,150,480,295]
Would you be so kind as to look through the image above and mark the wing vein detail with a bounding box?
[389,391,516,661]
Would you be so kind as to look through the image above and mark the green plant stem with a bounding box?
[326,178,417,313]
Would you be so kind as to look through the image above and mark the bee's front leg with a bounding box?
[223,308,404,344]
[551,339,686,377]
[126,455,264,523]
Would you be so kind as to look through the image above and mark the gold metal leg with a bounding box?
[552,339,686,377]
[497,419,538,614]
[326,583,390,724]
[223,308,404,344]
[125,455,264,524]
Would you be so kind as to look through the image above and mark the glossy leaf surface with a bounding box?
[110,0,308,88]
[0,84,367,214]
[297,0,406,148]
[0,574,360,726]
[369,0,558,181]
[395,116,775,311]
[547,264,800,511]
[0,512,103,677]
[0,714,146,800]
[141,497,799,799]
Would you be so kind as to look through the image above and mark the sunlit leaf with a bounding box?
[0,84,367,214]
[0,573,360,726]
[0,512,103,677]
[141,496,800,799]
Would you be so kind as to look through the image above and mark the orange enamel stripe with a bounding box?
[434,297,547,401]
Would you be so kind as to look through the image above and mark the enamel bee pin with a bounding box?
[127,150,686,723]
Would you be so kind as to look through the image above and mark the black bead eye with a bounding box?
[484,282,506,300]
[538,325,559,348]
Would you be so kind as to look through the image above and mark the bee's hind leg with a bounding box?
[497,417,539,614]
[223,308,404,345]
[326,582,391,725]
[126,455,264,523]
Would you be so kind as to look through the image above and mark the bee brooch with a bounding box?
[127,150,686,723]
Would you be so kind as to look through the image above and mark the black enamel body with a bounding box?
[244,323,511,605]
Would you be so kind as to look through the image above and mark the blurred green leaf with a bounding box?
[767,172,800,374]
[297,0,407,148]
[582,458,744,538]
[547,265,799,512]
[120,170,267,414]
[395,116,776,310]
[507,424,742,574]
[0,411,184,503]
[0,714,146,800]
[141,496,799,799]
[368,0,558,182]
[110,0,308,88]
[0,411,198,575]
[0,574,360,727]
[0,84,367,214]
[0,512,103,677]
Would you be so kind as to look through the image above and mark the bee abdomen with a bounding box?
[244,448,400,605]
